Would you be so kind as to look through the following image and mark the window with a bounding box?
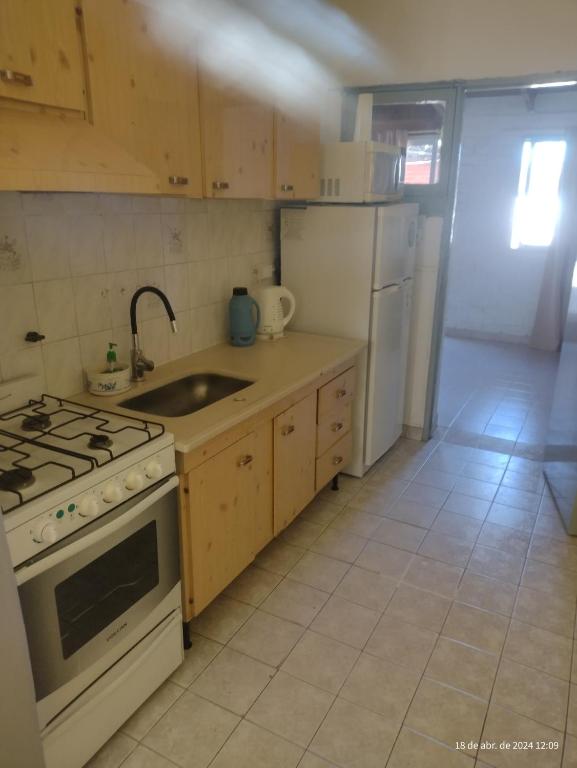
[406,132,442,184]
[510,139,566,249]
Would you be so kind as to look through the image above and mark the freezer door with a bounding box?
[374,203,419,289]
[365,283,404,466]
[398,278,413,425]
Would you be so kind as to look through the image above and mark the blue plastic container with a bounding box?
[228,287,260,347]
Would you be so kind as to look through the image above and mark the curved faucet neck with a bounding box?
[130,286,177,335]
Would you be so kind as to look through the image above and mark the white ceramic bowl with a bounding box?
[86,364,131,397]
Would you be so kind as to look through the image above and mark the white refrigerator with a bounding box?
[281,203,418,477]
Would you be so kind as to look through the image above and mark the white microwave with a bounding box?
[319,141,404,203]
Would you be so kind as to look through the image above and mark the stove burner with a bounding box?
[88,434,113,450]
[22,413,51,431]
[0,467,35,493]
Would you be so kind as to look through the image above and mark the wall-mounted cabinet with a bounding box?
[0,0,85,111]
[82,0,203,196]
[274,110,320,200]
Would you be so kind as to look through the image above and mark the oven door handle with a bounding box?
[16,475,179,586]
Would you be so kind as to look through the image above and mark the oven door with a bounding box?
[16,475,180,704]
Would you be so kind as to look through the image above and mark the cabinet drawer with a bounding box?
[317,367,355,421]
[316,400,352,457]
[315,431,352,492]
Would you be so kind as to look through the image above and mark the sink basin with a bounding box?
[119,373,254,417]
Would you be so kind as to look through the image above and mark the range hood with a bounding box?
[0,108,160,194]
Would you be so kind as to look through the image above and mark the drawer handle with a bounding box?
[168,175,189,186]
[281,425,295,436]
[0,69,33,86]
[332,455,344,465]
[336,388,347,399]
[238,454,253,467]
[212,180,230,190]
[280,184,294,192]
[331,422,344,432]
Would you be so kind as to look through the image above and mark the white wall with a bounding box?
[0,193,275,397]
[328,0,577,85]
[445,91,577,342]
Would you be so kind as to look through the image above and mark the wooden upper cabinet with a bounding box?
[199,71,273,199]
[82,0,203,196]
[0,0,85,111]
[274,109,320,200]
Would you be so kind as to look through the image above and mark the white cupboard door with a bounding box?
[365,283,404,466]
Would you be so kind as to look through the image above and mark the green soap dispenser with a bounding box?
[106,342,118,373]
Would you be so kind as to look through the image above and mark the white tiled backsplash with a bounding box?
[0,192,277,397]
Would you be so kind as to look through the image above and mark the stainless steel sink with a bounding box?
[119,373,254,417]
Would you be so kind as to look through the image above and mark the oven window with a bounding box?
[55,521,159,659]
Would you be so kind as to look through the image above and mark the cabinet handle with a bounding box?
[0,69,33,86]
[280,184,294,192]
[336,388,347,399]
[281,425,295,436]
[331,422,344,432]
[332,455,344,465]
[168,175,189,186]
[238,454,253,467]
[212,181,230,191]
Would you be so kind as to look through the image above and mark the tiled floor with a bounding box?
[88,430,577,768]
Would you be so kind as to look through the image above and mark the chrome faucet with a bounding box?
[130,286,177,381]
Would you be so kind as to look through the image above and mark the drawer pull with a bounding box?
[0,69,33,86]
[238,454,253,467]
[336,388,347,399]
[331,422,344,432]
[332,455,344,465]
[168,175,189,186]
[281,425,295,436]
[280,184,294,192]
[212,180,230,191]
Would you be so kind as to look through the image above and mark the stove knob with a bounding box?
[33,522,58,545]
[78,496,99,518]
[102,483,123,504]
[144,460,162,480]
[125,471,144,491]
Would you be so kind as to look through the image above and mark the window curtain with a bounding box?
[530,130,577,351]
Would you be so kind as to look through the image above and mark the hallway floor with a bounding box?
[88,426,577,768]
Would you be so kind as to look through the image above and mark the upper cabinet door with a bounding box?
[82,0,203,197]
[199,72,273,199]
[0,0,85,111]
[274,110,320,200]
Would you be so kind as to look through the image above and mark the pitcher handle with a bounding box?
[278,287,296,329]
[251,297,261,331]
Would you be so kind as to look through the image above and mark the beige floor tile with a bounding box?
[406,678,486,755]
[458,572,517,616]
[340,652,419,723]
[260,579,329,627]
[564,734,577,768]
[513,586,575,638]
[414,467,460,491]
[310,595,379,649]
[365,614,438,673]
[502,469,544,494]
[247,671,333,748]
[190,597,254,644]
[122,681,184,740]
[454,477,499,502]
[386,498,440,527]
[418,530,474,567]
[281,630,359,693]
[282,519,326,548]
[387,727,476,767]
[385,583,451,632]
[477,523,530,558]
[120,745,176,768]
[403,554,463,598]
[300,498,343,527]
[443,492,491,520]
[286,551,350,593]
[569,685,577,737]
[353,478,408,508]
[494,486,541,514]
[255,540,306,575]
[329,508,382,538]
[85,732,137,768]
[370,517,427,552]
[298,752,339,767]
[462,462,505,485]
[224,566,282,607]
[468,545,524,585]
[481,705,564,767]
[521,559,577,600]
[310,697,397,768]
[334,565,396,611]
[492,658,568,731]
[529,535,577,574]
[190,647,275,715]
[228,610,304,667]
[309,528,367,563]
[503,620,572,680]
[432,510,483,542]
[401,482,450,508]
[142,692,239,768]
[210,721,303,768]
[356,540,414,578]
[426,637,498,699]
[170,634,223,688]
[486,503,536,534]
[443,602,509,654]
